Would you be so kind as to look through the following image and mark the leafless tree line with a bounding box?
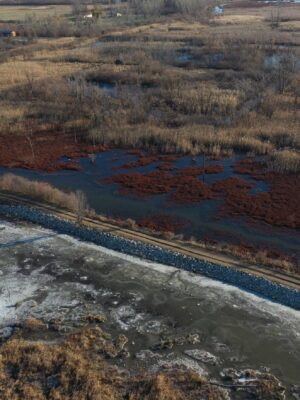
[129,0,215,19]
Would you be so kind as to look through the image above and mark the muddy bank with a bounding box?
[0,204,300,309]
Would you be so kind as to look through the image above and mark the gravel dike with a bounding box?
[1,204,300,310]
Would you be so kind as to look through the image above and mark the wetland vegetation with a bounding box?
[0,0,299,271]
[0,1,300,397]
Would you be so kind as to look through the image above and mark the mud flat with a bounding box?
[0,203,300,310]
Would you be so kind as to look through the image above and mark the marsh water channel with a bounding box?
[0,220,300,398]
[0,149,299,258]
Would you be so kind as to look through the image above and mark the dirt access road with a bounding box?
[1,191,300,292]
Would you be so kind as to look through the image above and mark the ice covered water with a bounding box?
[1,219,300,390]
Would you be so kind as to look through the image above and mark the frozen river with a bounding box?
[1,219,300,397]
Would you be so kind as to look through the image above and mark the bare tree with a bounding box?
[129,0,213,19]
[270,0,282,28]
[24,69,35,97]
[74,190,87,224]
[92,6,102,21]
[25,129,36,167]
[273,50,296,94]
[72,0,88,19]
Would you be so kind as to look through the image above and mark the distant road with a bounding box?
[1,191,300,292]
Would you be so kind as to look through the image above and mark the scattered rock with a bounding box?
[156,354,208,377]
[291,385,300,400]
[187,333,201,345]
[158,336,175,350]
[184,349,219,365]
[152,333,201,351]
[220,368,286,400]
[136,319,170,335]
[136,350,162,361]
[212,340,230,353]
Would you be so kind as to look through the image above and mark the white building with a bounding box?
[214,6,224,16]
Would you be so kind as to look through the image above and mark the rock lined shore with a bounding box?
[1,204,300,310]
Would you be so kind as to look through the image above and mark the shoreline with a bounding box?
[1,201,300,310]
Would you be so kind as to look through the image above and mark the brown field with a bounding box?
[0,0,299,172]
[0,4,71,21]
[0,1,299,257]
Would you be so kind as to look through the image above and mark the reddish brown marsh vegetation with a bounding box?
[137,214,188,232]
[178,165,224,176]
[106,156,300,230]
[0,131,107,172]
[211,177,254,194]
[105,164,222,202]
[230,159,300,229]
[115,154,178,170]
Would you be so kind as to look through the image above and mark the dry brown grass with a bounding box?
[0,327,229,400]
[269,150,300,174]
[0,3,299,168]
[0,5,71,22]
[0,329,118,400]
[22,318,48,332]
[186,237,298,273]
[0,174,83,212]
[0,60,83,91]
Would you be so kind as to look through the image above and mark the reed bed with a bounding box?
[0,174,82,211]
[0,1,299,172]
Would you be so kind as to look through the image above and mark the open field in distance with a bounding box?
[0,4,71,21]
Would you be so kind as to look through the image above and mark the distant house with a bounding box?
[214,6,224,16]
[0,30,17,38]
[83,13,93,19]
